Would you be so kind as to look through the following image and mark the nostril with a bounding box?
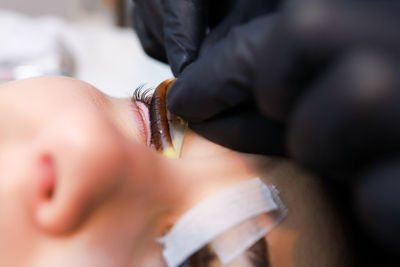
[39,154,55,200]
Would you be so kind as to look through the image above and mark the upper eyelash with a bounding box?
[131,84,154,106]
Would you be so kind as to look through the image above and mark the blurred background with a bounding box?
[0,0,172,97]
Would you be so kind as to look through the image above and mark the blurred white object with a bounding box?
[0,10,74,81]
[0,8,172,97]
[0,0,92,19]
[63,24,173,97]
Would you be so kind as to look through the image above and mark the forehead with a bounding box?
[0,76,98,99]
[0,76,107,112]
[0,77,110,134]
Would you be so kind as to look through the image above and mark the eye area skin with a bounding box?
[131,84,154,147]
[133,100,152,146]
[0,76,151,147]
[133,79,178,157]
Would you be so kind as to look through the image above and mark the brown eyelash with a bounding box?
[131,80,177,155]
[149,79,176,153]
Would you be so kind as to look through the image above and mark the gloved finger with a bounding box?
[254,0,400,121]
[162,0,209,76]
[288,50,400,176]
[132,5,167,63]
[189,108,286,155]
[167,14,278,121]
[133,0,164,44]
[355,158,400,252]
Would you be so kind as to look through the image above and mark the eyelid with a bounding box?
[135,101,152,146]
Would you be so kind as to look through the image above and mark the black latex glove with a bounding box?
[356,158,400,253]
[132,0,280,76]
[167,0,400,255]
[167,0,400,167]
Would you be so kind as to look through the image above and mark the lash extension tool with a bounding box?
[149,79,187,158]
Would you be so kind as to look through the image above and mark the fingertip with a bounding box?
[132,6,168,63]
[166,63,202,121]
[169,51,195,77]
[166,80,184,116]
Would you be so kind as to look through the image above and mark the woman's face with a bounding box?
[0,76,348,267]
[0,76,185,266]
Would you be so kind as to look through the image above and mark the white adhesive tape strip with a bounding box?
[211,185,288,264]
[157,178,287,267]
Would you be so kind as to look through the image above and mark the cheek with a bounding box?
[123,145,184,225]
[77,146,180,265]
[0,144,39,264]
[26,106,133,235]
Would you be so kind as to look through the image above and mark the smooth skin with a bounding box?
[0,76,349,266]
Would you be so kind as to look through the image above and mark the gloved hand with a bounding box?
[131,0,280,76]
[167,0,400,255]
[167,0,400,168]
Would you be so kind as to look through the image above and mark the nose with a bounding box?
[32,106,128,235]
